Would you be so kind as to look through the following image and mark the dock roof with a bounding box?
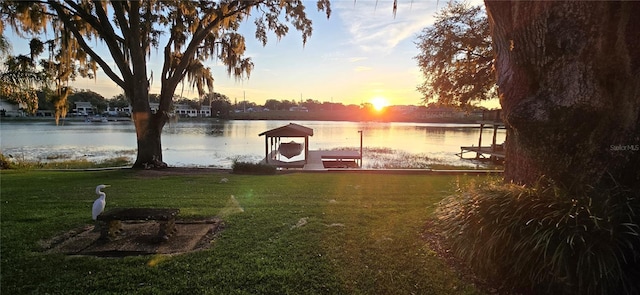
[258,123,314,137]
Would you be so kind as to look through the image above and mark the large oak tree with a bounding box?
[428,2,640,292]
[485,1,639,192]
[2,0,330,168]
[417,1,639,192]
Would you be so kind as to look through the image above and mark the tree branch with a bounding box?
[47,0,126,88]
[175,1,259,80]
[109,2,132,48]
[61,0,131,82]
[125,1,147,80]
[89,1,131,80]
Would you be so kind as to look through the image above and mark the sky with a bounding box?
[6,0,496,108]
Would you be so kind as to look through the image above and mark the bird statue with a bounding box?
[92,184,110,220]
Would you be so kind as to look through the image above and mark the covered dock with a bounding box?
[259,123,362,170]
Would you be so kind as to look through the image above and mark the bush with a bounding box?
[0,154,132,170]
[436,178,640,294]
[96,156,132,168]
[231,161,276,175]
[0,153,14,169]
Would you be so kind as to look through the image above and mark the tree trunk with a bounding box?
[485,1,640,191]
[129,82,168,169]
[132,111,168,169]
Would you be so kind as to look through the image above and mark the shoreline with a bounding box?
[27,166,503,176]
[0,114,499,125]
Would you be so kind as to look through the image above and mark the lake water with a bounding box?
[0,120,506,169]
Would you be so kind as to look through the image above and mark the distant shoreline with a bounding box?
[227,109,490,124]
[1,112,493,125]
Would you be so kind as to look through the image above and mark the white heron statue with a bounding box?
[92,184,110,220]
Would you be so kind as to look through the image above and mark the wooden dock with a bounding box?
[458,146,505,161]
[459,110,506,163]
[262,150,362,171]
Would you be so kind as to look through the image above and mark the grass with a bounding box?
[0,169,484,294]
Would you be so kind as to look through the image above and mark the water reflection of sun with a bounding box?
[370,96,389,111]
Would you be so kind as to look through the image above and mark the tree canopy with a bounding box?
[414,1,495,106]
[0,53,47,113]
[0,28,49,114]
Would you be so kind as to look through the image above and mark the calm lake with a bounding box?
[0,120,506,169]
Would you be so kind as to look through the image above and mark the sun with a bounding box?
[370,96,389,111]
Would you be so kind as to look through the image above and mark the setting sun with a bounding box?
[370,96,389,111]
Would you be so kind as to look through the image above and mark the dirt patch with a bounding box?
[41,218,224,257]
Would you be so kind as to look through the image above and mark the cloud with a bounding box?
[349,56,368,62]
[320,51,347,62]
[320,52,368,63]
[335,1,440,54]
[354,66,373,72]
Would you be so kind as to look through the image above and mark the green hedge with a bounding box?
[231,160,277,175]
[436,179,640,294]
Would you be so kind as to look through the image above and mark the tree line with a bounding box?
[15,87,393,119]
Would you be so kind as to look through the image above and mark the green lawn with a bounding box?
[0,169,484,294]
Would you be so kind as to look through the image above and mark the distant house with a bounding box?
[199,105,211,117]
[73,101,95,116]
[174,103,199,117]
[148,102,212,117]
[0,99,26,117]
[105,105,132,116]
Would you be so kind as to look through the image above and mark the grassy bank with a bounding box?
[1,169,484,294]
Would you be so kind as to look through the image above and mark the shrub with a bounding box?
[436,178,640,294]
[231,161,276,175]
[0,153,14,169]
[96,156,132,168]
[0,154,132,170]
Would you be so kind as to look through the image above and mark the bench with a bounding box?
[96,208,180,242]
